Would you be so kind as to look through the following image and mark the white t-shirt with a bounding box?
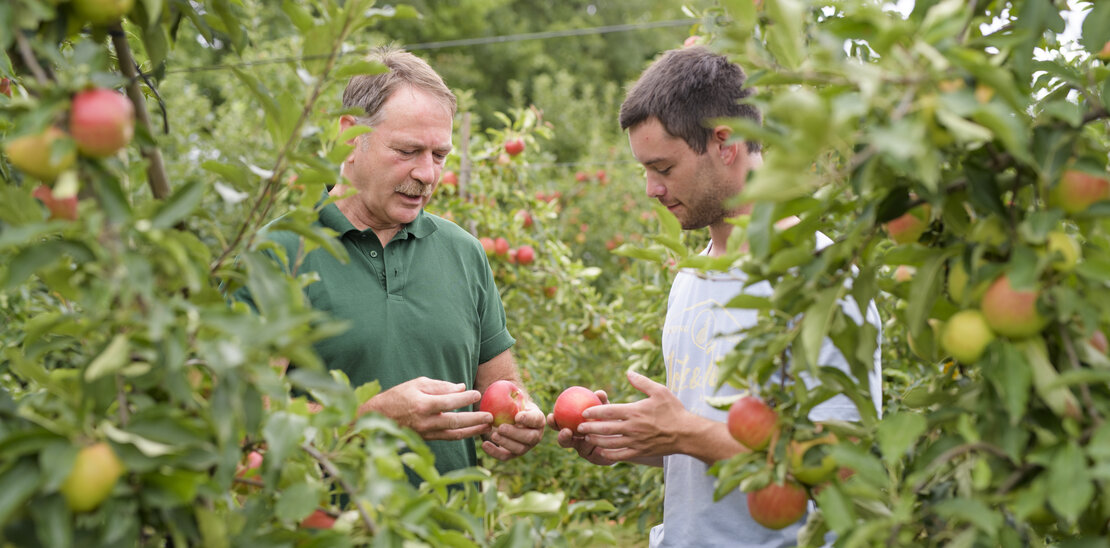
[649,235,882,548]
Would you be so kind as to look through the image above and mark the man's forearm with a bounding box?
[677,415,748,465]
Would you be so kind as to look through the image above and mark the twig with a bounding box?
[115,375,130,425]
[912,442,1011,493]
[232,477,265,488]
[301,443,377,535]
[14,32,49,86]
[995,463,1038,496]
[109,26,171,200]
[1056,323,1103,425]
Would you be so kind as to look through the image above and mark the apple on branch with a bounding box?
[747,479,807,530]
[4,127,77,181]
[940,309,995,364]
[981,274,1046,339]
[727,395,778,451]
[61,442,125,512]
[70,87,135,157]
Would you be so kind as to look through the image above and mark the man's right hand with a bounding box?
[361,377,492,441]
[546,390,617,466]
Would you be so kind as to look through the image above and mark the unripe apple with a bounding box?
[727,396,778,451]
[70,88,135,157]
[479,237,495,256]
[516,245,535,265]
[300,509,336,529]
[494,237,510,256]
[1051,169,1110,214]
[1044,231,1080,272]
[504,138,524,157]
[32,184,79,221]
[747,480,807,530]
[884,204,930,245]
[552,386,603,434]
[480,380,526,426]
[787,435,838,486]
[72,0,134,26]
[941,309,995,363]
[60,442,125,512]
[981,275,1047,338]
[947,260,969,303]
[441,170,457,186]
[4,127,77,181]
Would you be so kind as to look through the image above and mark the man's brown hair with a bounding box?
[342,45,457,126]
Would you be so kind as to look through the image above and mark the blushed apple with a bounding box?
[727,396,778,451]
[747,480,807,530]
[480,380,527,426]
[553,386,603,434]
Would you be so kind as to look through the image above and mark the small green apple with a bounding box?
[60,442,125,512]
[941,309,995,363]
[1044,231,1080,272]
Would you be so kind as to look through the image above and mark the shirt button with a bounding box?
[370,250,378,258]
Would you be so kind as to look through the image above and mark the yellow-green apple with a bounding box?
[981,275,1047,338]
[727,396,778,451]
[747,480,808,530]
[552,386,603,434]
[941,309,995,363]
[300,509,336,529]
[1044,231,1080,272]
[32,184,78,221]
[1051,169,1110,214]
[504,138,524,157]
[72,0,134,25]
[70,88,135,157]
[4,127,76,181]
[480,380,526,426]
[884,205,930,244]
[787,435,838,486]
[516,245,535,265]
[60,442,125,512]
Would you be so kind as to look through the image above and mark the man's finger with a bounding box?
[488,432,528,456]
[425,422,490,441]
[496,423,543,448]
[584,433,631,449]
[513,408,546,429]
[581,402,634,421]
[627,371,667,396]
[425,390,483,413]
[481,440,513,461]
[429,410,492,432]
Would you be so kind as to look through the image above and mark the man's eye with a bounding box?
[657,167,672,175]
[398,149,416,155]
[433,153,447,161]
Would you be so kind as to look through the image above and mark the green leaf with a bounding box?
[281,0,315,31]
[764,0,805,70]
[933,497,1002,536]
[799,286,840,370]
[151,181,204,229]
[877,412,926,466]
[0,460,40,524]
[653,202,681,240]
[498,490,564,516]
[1,240,95,291]
[906,250,952,341]
[982,344,1031,424]
[1047,442,1094,523]
[275,482,320,522]
[1080,2,1110,54]
[724,294,773,310]
[262,412,307,470]
[815,482,856,534]
[333,60,388,79]
[85,334,131,381]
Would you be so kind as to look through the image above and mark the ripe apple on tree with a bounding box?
[552,386,603,434]
[70,87,135,157]
[0,77,10,97]
[1050,168,1110,214]
[441,170,458,187]
[479,237,495,256]
[494,237,510,256]
[480,380,527,426]
[504,137,525,157]
[747,479,808,530]
[32,184,79,221]
[883,204,931,245]
[980,274,1047,338]
[60,441,125,512]
[300,509,336,529]
[515,245,535,265]
[727,395,778,451]
[4,126,77,181]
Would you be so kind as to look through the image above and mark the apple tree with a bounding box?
[650,0,1110,546]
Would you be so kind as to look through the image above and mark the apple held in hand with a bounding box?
[480,380,527,426]
[727,396,778,451]
[61,442,125,512]
[70,88,135,157]
[748,480,808,530]
[553,386,603,434]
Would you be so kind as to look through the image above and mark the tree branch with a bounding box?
[15,32,49,86]
[1056,323,1103,426]
[301,443,377,535]
[109,26,171,201]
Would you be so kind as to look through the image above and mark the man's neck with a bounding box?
[330,184,403,247]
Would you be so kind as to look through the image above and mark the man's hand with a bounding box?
[360,376,492,441]
[546,390,619,466]
[481,401,546,461]
[575,371,692,462]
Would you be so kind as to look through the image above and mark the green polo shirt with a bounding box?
[248,201,514,482]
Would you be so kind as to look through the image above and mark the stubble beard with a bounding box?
[677,159,736,230]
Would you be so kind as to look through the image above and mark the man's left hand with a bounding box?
[481,401,545,461]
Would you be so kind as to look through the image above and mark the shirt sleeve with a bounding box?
[475,251,515,364]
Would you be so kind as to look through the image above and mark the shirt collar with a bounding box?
[317,191,437,241]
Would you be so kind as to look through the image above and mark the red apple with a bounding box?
[575,171,589,182]
[300,509,336,529]
[553,386,603,434]
[0,78,10,97]
[596,169,608,184]
[544,285,558,298]
[981,275,1047,338]
[516,245,535,265]
[747,480,808,530]
[504,138,525,157]
[727,396,778,451]
[72,0,134,25]
[480,380,527,426]
[515,209,534,229]
[1051,169,1110,214]
[4,127,77,181]
[236,450,264,478]
[70,88,135,157]
[494,237,510,256]
[479,237,495,256]
[61,442,125,512]
[893,265,914,283]
[32,184,79,221]
[441,170,457,186]
[883,204,931,245]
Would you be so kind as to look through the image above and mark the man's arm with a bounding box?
[475,349,545,461]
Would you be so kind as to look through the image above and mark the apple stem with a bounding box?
[115,375,130,426]
[232,477,265,488]
[302,443,377,535]
[109,25,171,201]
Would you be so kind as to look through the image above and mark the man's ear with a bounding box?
[339,115,360,145]
[712,125,741,165]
